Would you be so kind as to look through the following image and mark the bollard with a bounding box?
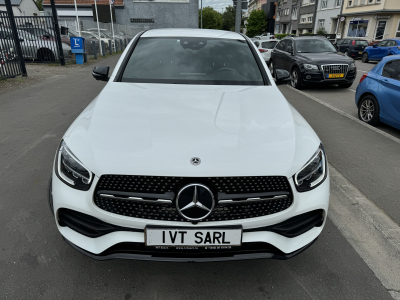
[101,41,106,56]
[116,41,119,53]
[109,40,112,55]
[92,41,97,59]
[124,39,127,48]
[84,53,87,63]
[120,39,123,51]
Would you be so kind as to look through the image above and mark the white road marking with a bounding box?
[357,70,368,73]
[285,85,400,144]
[349,89,356,92]
[329,165,400,300]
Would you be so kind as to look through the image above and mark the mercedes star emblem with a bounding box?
[190,157,201,166]
[176,184,214,221]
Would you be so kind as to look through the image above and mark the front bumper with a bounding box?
[300,68,357,85]
[51,170,330,261]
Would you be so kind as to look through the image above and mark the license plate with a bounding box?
[359,52,363,54]
[145,226,242,247]
[327,73,344,79]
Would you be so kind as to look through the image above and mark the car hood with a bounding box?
[63,83,320,178]
[296,52,353,64]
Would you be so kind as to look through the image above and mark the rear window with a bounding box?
[121,37,265,85]
[261,41,278,49]
[355,40,369,46]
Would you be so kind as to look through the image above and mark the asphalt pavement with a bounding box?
[0,55,396,299]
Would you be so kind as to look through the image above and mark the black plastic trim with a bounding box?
[114,30,147,82]
[63,237,317,262]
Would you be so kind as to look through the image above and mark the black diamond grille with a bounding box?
[94,175,293,222]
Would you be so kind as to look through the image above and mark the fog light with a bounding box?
[306,75,311,80]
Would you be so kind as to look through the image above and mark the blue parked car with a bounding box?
[356,55,400,130]
[362,39,400,63]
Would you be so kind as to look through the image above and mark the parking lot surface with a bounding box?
[0,55,398,299]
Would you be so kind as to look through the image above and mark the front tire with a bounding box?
[362,52,369,63]
[290,67,303,90]
[358,95,380,126]
[269,60,275,79]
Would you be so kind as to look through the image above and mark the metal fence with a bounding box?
[0,11,24,79]
[12,16,66,63]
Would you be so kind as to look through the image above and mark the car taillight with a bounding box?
[259,49,268,53]
[360,73,368,84]
[352,40,356,46]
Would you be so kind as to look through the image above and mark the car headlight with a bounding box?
[55,140,94,191]
[294,144,327,192]
[349,62,356,69]
[303,64,319,70]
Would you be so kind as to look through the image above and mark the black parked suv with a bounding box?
[335,38,369,58]
[270,36,356,89]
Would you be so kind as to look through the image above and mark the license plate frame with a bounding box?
[145,225,243,247]
[359,52,363,54]
[327,73,344,79]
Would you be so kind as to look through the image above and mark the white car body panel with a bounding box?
[51,28,329,261]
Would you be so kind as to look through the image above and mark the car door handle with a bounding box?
[382,79,389,84]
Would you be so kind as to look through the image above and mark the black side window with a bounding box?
[275,40,286,51]
[337,40,344,45]
[377,40,388,47]
[387,41,397,47]
[285,40,293,52]
[382,60,400,78]
[390,61,400,81]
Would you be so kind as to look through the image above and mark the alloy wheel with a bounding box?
[360,100,375,122]
[362,53,368,63]
[291,69,298,87]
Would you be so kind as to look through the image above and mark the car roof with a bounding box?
[285,36,327,40]
[142,29,245,40]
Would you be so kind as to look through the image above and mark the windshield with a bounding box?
[356,40,369,46]
[261,41,277,49]
[296,39,337,53]
[121,37,264,85]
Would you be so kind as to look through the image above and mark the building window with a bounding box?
[347,20,368,37]
[368,0,373,3]
[310,0,315,3]
[308,15,313,23]
[130,18,155,23]
[375,20,387,40]
[292,7,298,19]
[376,0,381,2]
[321,0,328,8]
[396,20,400,37]
[336,0,342,6]
[302,0,309,5]
[348,0,353,6]
[318,19,325,29]
[300,14,307,23]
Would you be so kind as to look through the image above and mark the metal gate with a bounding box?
[13,16,65,64]
[0,11,24,79]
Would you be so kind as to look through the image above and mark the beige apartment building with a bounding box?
[339,0,400,42]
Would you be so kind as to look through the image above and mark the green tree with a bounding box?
[316,27,327,35]
[222,6,236,31]
[36,0,43,11]
[245,9,267,37]
[199,7,222,30]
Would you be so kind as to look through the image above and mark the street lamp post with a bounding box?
[201,0,202,29]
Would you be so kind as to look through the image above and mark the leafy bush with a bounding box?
[275,33,296,40]
[316,27,327,35]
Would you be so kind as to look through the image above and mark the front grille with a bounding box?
[321,64,349,79]
[94,175,293,222]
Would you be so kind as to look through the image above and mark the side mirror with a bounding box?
[373,44,378,48]
[92,65,109,81]
[286,46,293,55]
[275,69,291,85]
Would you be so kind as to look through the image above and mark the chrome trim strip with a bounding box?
[99,194,172,204]
[218,195,288,204]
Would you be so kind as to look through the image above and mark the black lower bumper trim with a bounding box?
[63,237,317,262]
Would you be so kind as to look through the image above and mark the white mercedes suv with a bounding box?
[50,29,330,262]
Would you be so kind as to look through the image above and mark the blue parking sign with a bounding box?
[71,37,83,50]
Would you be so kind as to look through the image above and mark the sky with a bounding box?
[199,0,234,13]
